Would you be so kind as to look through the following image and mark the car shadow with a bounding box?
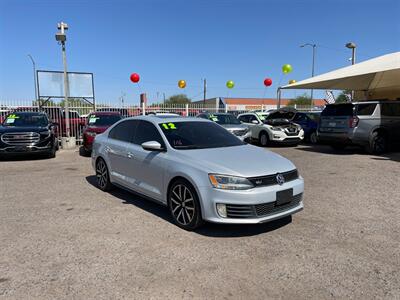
[85,175,292,237]
[0,153,51,161]
[295,144,400,162]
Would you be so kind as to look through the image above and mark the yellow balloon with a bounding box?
[178,80,186,88]
[289,79,296,84]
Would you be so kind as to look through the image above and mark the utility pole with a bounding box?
[163,93,166,105]
[55,22,70,138]
[300,43,316,109]
[203,78,207,106]
[27,54,38,104]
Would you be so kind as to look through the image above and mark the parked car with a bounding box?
[0,111,58,158]
[81,111,122,155]
[41,107,85,137]
[318,101,400,154]
[237,112,304,146]
[196,112,251,141]
[91,116,304,230]
[96,107,131,117]
[267,109,320,144]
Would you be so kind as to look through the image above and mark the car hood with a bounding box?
[221,124,248,131]
[176,144,296,177]
[0,126,48,133]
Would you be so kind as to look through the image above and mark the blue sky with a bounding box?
[0,0,399,104]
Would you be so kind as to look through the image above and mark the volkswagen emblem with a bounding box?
[276,173,285,185]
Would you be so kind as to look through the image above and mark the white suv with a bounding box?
[238,112,304,146]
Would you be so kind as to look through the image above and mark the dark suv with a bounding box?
[318,101,400,154]
[0,111,59,158]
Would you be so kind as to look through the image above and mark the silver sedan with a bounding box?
[92,116,304,230]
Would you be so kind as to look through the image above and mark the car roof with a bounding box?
[89,111,121,116]
[10,111,46,115]
[124,115,209,124]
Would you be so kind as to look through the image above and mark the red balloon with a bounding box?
[130,73,140,83]
[264,78,272,87]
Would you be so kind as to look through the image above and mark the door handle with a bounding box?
[127,152,134,159]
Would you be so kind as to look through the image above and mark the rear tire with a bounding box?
[367,131,387,155]
[95,158,113,192]
[259,131,269,147]
[168,179,203,231]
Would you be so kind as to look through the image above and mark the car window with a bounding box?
[133,120,165,146]
[214,114,241,125]
[356,103,377,116]
[381,103,400,117]
[3,113,48,127]
[108,120,137,142]
[321,104,354,116]
[238,115,250,123]
[248,115,259,123]
[293,113,307,122]
[159,121,244,150]
[88,114,122,126]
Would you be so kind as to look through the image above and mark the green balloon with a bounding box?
[226,80,235,88]
[282,64,293,74]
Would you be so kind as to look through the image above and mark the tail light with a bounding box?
[349,116,359,128]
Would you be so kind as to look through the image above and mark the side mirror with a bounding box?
[251,120,259,124]
[141,141,164,151]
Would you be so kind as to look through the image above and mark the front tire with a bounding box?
[309,131,318,144]
[259,131,269,147]
[168,179,203,231]
[96,158,113,191]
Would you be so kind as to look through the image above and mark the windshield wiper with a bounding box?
[173,145,202,149]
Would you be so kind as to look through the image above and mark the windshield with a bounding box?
[212,114,241,125]
[159,121,244,150]
[266,111,295,120]
[2,113,48,127]
[321,104,354,116]
[88,114,122,126]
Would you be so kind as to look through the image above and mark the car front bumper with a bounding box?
[198,177,304,224]
[270,130,304,143]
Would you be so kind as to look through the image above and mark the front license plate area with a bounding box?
[276,188,293,206]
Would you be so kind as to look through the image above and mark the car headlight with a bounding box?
[271,127,282,131]
[209,174,254,190]
[85,131,97,137]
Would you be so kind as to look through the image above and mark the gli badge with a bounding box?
[276,173,285,185]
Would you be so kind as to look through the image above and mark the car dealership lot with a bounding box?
[0,146,399,299]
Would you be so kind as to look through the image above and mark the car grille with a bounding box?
[1,132,40,145]
[225,193,303,218]
[284,127,299,136]
[232,129,248,136]
[248,169,298,187]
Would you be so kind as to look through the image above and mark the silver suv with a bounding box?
[318,101,400,154]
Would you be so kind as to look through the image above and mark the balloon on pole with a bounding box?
[178,80,186,88]
[130,73,140,83]
[282,64,293,74]
[289,79,296,84]
[263,78,273,87]
[226,80,235,89]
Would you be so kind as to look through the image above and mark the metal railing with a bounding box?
[0,100,323,143]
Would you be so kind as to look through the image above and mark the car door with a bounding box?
[239,114,258,138]
[124,120,167,202]
[107,120,137,185]
[381,103,400,142]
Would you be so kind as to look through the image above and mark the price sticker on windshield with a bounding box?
[5,118,15,124]
[161,123,177,130]
[88,117,99,124]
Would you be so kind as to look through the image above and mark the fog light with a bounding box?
[216,203,227,218]
[273,135,280,138]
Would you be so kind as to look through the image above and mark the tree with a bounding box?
[335,90,351,103]
[287,94,312,106]
[165,94,191,105]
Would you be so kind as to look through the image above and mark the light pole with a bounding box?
[55,22,70,138]
[27,54,38,103]
[300,43,316,108]
[346,42,356,65]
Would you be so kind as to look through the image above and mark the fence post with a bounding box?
[261,104,264,112]
[185,103,189,116]
[142,102,146,115]
[225,104,228,113]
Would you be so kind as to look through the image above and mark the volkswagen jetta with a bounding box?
[91,116,304,230]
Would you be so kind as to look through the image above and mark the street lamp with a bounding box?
[300,43,317,108]
[27,54,38,102]
[346,42,356,65]
[55,22,71,139]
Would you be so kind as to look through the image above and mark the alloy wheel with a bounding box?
[96,159,108,190]
[170,184,196,226]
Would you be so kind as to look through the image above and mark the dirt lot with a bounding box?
[0,145,399,299]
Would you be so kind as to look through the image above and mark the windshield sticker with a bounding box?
[5,118,15,124]
[210,117,219,122]
[7,114,20,119]
[88,117,99,124]
[161,123,177,130]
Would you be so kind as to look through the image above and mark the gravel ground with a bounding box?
[0,145,399,299]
